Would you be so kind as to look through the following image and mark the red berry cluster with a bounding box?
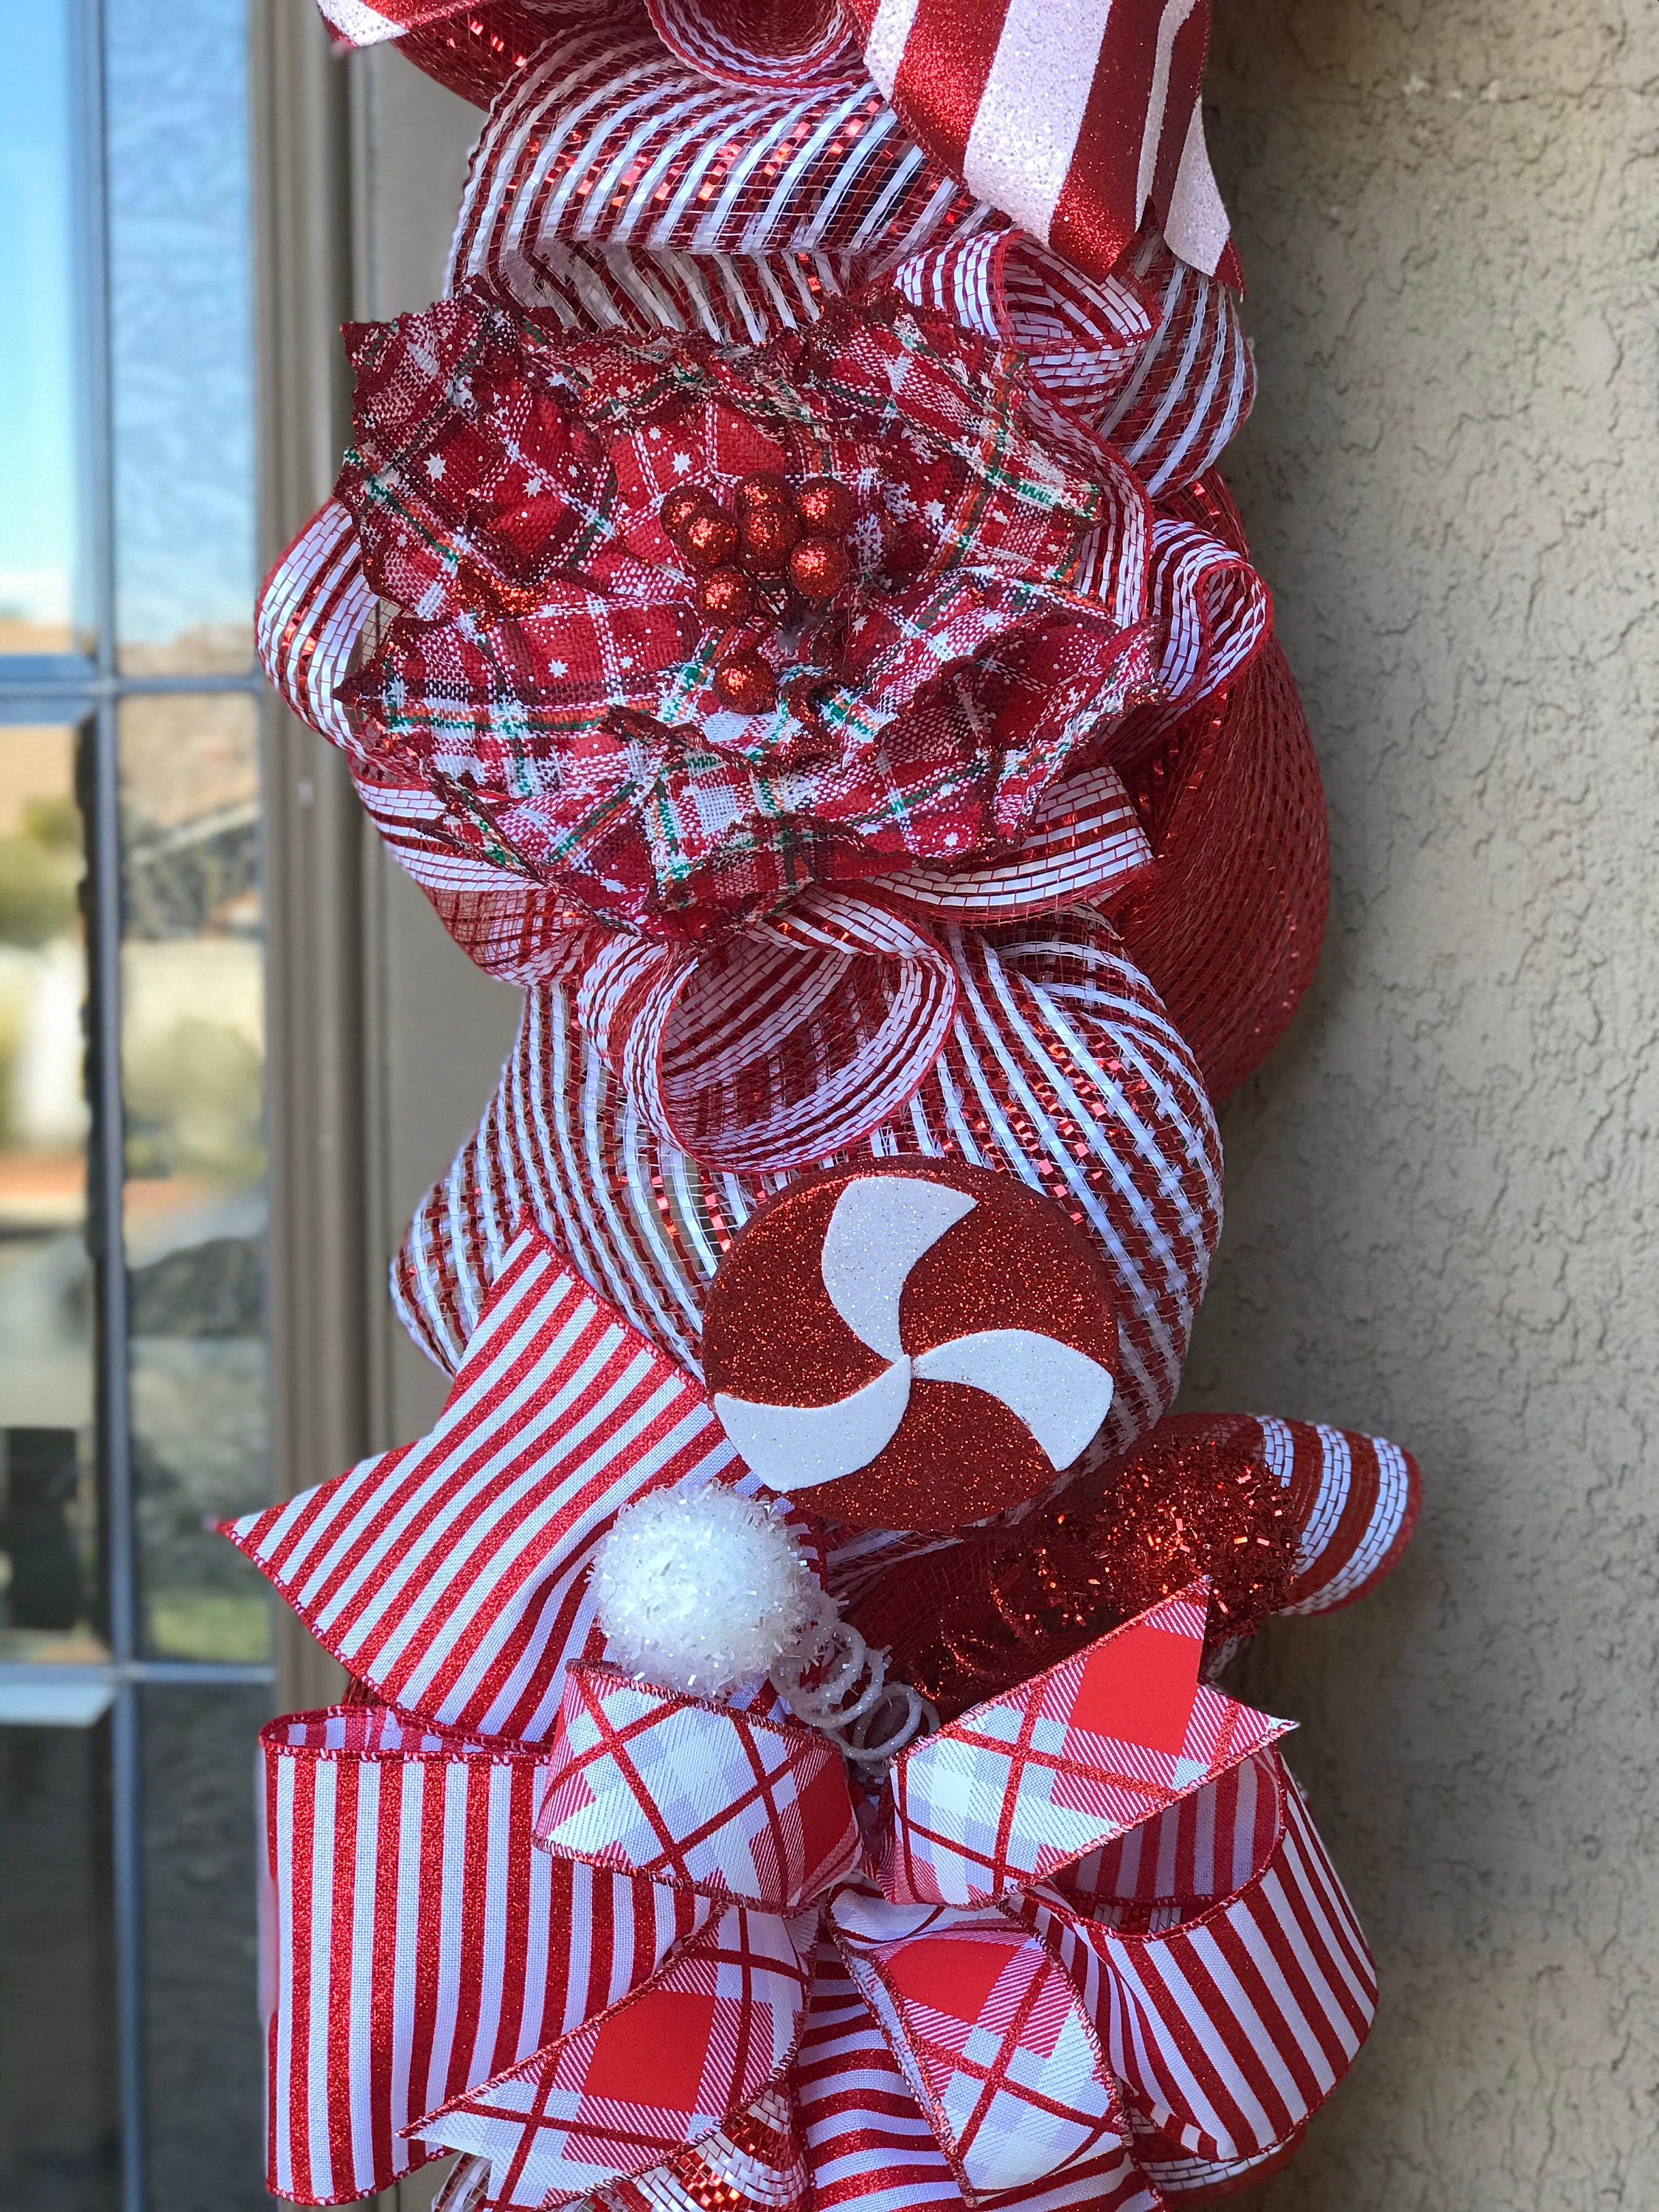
[658,471,858,715]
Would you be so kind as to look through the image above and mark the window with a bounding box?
[0,1,274,2205]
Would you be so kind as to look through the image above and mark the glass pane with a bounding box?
[0,721,104,1665]
[120,692,271,1661]
[0,1716,119,2211]
[142,1683,268,2210]
[106,0,255,674]
[0,0,85,654]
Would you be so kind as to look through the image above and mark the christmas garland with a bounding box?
[234,5,1419,2206]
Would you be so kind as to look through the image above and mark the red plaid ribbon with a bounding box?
[877,1590,1287,1908]
[381,1607,1360,2209]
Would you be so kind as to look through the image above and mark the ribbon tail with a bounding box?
[408,1906,814,2210]
[829,1892,1127,2201]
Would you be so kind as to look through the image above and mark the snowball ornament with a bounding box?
[588,1486,818,1697]
[590,1485,938,1761]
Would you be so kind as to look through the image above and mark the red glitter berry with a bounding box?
[788,535,852,600]
[740,502,801,571]
[679,505,740,569]
[733,470,792,516]
[659,483,712,539]
[713,653,779,714]
[694,566,757,623]
[793,476,856,535]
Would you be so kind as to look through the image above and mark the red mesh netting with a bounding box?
[1107,636,1328,1101]
[398,1,591,107]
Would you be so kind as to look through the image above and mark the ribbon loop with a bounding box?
[1065,1753,1377,2166]
[829,1891,1125,2198]
[446,26,984,299]
[878,1586,1291,1907]
[872,761,1153,924]
[588,886,960,1173]
[257,1700,706,2205]
[647,0,860,90]
[537,1662,862,1911]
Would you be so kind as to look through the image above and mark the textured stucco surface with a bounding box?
[1188,4,1659,2204]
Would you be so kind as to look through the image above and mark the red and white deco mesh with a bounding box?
[389,914,1223,1458]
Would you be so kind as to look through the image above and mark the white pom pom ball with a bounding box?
[588,1487,817,1697]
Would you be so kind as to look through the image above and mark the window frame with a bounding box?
[0,3,377,2205]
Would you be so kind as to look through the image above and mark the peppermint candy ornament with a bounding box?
[703,1162,1118,1531]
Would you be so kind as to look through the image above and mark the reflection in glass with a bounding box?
[0,1718,119,2211]
[0,0,84,655]
[0,722,103,1663]
[106,0,255,673]
[120,693,270,1662]
[142,1686,268,2211]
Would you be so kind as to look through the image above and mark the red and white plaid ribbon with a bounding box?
[252,1602,1367,2209]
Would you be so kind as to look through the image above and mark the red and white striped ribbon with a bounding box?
[1065,1761,1376,2166]
[234,1246,1390,2208]
[261,1700,708,2205]
[648,0,860,91]
[256,498,373,754]
[570,886,960,1175]
[893,227,1252,499]
[445,26,987,302]
[316,0,1235,288]
[844,0,1234,284]
[898,229,1152,414]
[1101,229,1257,495]
[223,1225,742,1742]
[257,1716,1367,2207]
[1152,1413,1423,1618]
[869,763,1153,925]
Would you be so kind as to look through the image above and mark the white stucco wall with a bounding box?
[1188,4,1659,2204]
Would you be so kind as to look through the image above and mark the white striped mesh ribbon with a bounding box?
[868,763,1153,923]
[326,0,1237,288]
[1102,229,1256,495]
[389,916,1224,1477]
[567,887,963,1176]
[445,27,987,302]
